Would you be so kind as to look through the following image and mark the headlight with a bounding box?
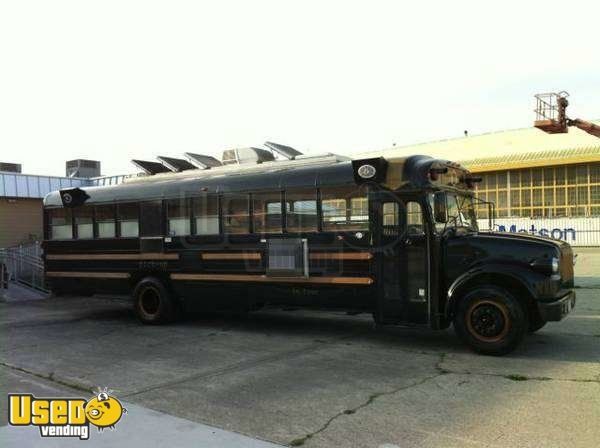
[530,256,560,278]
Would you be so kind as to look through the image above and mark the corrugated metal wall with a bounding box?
[478,216,600,246]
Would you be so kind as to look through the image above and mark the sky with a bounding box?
[1,0,599,177]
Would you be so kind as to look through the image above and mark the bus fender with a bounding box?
[445,265,539,319]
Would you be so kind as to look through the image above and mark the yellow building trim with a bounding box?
[462,147,600,173]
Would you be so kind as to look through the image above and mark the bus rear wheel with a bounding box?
[133,277,178,324]
[453,286,527,356]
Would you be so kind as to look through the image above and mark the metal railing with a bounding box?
[0,241,48,292]
[534,91,569,123]
[1,261,8,290]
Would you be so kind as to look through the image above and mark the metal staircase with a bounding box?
[0,242,48,293]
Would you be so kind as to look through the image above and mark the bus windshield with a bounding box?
[430,192,478,232]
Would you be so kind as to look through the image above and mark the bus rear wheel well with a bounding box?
[449,274,537,323]
[130,271,172,293]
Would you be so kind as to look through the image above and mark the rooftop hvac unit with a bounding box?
[0,162,22,173]
[66,159,101,178]
[222,147,275,165]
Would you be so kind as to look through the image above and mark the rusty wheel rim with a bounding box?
[466,299,510,343]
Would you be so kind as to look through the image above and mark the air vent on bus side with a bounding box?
[267,238,308,277]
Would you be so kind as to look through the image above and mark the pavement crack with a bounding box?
[122,332,366,399]
[0,361,95,393]
[289,354,447,446]
[437,367,600,384]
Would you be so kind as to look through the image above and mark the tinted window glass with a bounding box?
[49,208,73,240]
[223,194,249,234]
[167,198,190,236]
[253,192,282,233]
[74,206,93,239]
[321,187,368,231]
[96,205,116,238]
[118,203,139,237]
[192,195,219,235]
[406,201,424,235]
[383,202,399,226]
[286,189,318,232]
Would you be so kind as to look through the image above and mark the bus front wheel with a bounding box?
[453,286,527,356]
[133,277,178,324]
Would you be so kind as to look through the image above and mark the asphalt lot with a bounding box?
[1,249,599,447]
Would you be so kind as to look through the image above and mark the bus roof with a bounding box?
[43,155,472,207]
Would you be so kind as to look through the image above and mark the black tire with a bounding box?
[133,277,178,325]
[453,286,527,356]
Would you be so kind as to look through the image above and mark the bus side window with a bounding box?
[192,195,219,235]
[382,202,400,237]
[285,189,318,233]
[167,198,191,236]
[253,192,283,233]
[96,205,116,238]
[321,187,368,231]
[118,203,139,237]
[223,194,250,234]
[406,201,425,235]
[74,206,93,239]
[49,208,73,240]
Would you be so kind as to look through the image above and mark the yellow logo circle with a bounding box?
[84,392,126,429]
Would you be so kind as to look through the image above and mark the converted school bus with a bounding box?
[43,150,576,355]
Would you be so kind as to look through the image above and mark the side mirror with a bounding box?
[433,192,448,223]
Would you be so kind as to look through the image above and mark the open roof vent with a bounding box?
[184,152,222,169]
[263,141,303,160]
[131,159,172,175]
[157,156,197,172]
[222,147,276,165]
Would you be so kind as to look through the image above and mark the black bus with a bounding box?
[42,153,576,355]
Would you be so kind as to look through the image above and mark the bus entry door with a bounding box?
[374,195,429,324]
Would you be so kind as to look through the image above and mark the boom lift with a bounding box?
[534,91,600,138]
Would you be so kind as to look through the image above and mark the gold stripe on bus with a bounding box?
[309,252,373,261]
[200,253,262,261]
[46,253,179,261]
[46,272,131,279]
[171,273,373,285]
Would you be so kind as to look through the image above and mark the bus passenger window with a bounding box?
[96,205,116,238]
[223,194,249,234]
[285,189,317,232]
[383,202,399,226]
[167,199,190,236]
[253,192,282,233]
[74,206,93,239]
[192,195,219,235]
[351,197,368,223]
[382,202,400,237]
[49,208,73,240]
[406,201,425,235]
[321,187,368,231]
[118,203,139,237]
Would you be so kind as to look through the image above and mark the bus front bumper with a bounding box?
[538,290,576,322]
